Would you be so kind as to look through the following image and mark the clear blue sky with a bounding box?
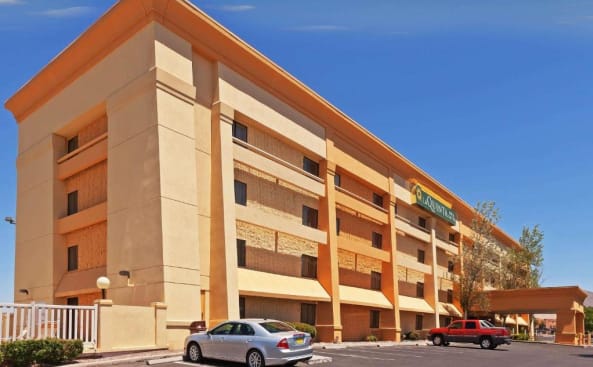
[1,0,592,302]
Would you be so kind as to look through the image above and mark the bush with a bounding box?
[511,333,529,341]
[405,331,420,340]
[286,322,317,339]
[365,335,378,342]
[0,338,83,366]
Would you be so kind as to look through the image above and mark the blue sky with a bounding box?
[1,0,593,302]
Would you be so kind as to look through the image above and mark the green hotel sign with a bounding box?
[412,185,457,225]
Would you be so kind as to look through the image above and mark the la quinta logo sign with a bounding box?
[412,185,457,225]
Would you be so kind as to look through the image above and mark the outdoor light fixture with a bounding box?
[118,270,134,287]
[18,289,28,295]
[96,276,110,299]
[4,216,15,225]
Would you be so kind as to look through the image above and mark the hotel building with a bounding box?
[5,0,521,343]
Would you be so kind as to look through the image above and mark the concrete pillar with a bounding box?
[380,176,400,341]
[316,147,342,343]
[95,299,114,352]
[208,102,240,325]
[152,302,168,348]
[426,217,439,327]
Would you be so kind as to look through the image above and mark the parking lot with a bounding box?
[124,341,593,367]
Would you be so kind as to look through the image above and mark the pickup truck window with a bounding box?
[466,321,477,329]
[480,320,495,328]
[449,321,463,329]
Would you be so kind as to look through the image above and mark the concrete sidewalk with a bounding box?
[62,341,427,366]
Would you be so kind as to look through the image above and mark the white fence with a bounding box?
[0,303,97,347]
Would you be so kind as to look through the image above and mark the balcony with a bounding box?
[396,253,432,274]
[435,236,459,254]
[235,204,327,244]
[57,201,107,234]
[338,239,390,262]
[394,215,430,243]
[233,138,325,197]
[335,187,388,224]
[57,133,107,180]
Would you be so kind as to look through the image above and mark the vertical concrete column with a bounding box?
[14,134,66,304]
[555,310,577,344]
[426,217,439,327]
[380,176,401,341]
[317,153,342,343]
[455,220,464,318]
[95,299,114,352]
[209,102,239,325]
[152,302,168,348]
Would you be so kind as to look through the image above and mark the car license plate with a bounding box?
[295,337,304,345]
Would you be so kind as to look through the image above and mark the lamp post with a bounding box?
[96,276,110,300]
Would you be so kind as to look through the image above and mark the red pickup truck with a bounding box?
[428,319,512,349]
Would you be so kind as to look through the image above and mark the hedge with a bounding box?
[0,339,83,367]
[286,322,317,339]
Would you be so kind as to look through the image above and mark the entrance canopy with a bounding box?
[484,286,587,314]
[484,286,587,345]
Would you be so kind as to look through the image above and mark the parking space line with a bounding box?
[315,350,422,360]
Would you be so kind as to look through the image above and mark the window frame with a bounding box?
[234,180,247,206]
[67,191,78,216]
[334,173,341,187]
[67,245,78,271]
[370,310,380,329]
[371,271,382,290]
[371,232,382,249]
[302,206,319,228]
[418,217,427,229]
[67,136,79,153]
[300,303,317,326]
[415,315,423,331]
[416,282,424,298]
[237,239,246,267]
[232,121,248,142]
[303,157,320,177]
[417,249,425,264]
[372,193,384,208]
[301,255,318,278]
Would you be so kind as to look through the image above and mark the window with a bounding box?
[303,157,319,177]
[211,322,235,335]
[372,193,383,207]
[334,174,341,187]
[301,303,316,325]
[447,289,453,303]
[233,322,254,336]
[372,232,382,249]
[417,249,425,264]
[449,233,456,242]
[447,260,455,272]
[302,206,318,228]
[301,255,318,278]
[418,217,427,229]
[465,321,477,329]
[416,282,424,298]
[370,310,380,328]
[237,239,246,267]
[415,315,423,331]
[336,218,341,235]
[232,121,248,142]
[234,180,247,206]
[371,271,381,290]
[449,321,463,329]
[239,297,245,319]
[67,297,78,306]
[67,246,78,271]
[67,191,78,216]
[394,204,398,215]
[67,136,78,153]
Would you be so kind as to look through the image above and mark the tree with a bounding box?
[502,225,544,289]
[585,307,593,333]
[457,201,500,319]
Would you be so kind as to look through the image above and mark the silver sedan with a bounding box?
[183,319,313,367]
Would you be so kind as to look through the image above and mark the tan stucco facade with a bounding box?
[6,0,582,350]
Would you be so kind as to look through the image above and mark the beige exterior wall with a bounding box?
[243,297,301,323]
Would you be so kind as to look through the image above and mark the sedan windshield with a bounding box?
[259,321,295,333]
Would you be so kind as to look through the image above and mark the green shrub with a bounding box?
[0,338,83,366]
[511,333,529,341]
[365,335,378,342]
[61,339,84,361]
[405,331,420,340]
[286,322,317,339]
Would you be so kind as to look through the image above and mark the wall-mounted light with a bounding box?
[4,216,15,225]
[19,289,29,295]
[119,270,134,287]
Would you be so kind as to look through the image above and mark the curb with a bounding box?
[146,356,183,365]
[62,352,182,367]
[305,355,332,364]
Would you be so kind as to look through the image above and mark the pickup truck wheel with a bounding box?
[432,334,443,346]
[479,337,492,349]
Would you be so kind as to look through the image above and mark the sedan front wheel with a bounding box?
[187,342,202,363]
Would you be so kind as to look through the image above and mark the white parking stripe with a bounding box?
[315,350,421,360]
